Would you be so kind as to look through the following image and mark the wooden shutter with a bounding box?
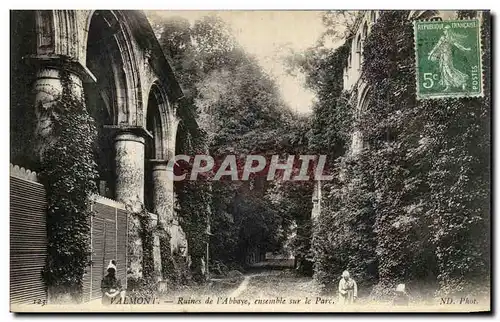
[10,175,130,305]
[116,208,128,290]
[82,212,92,302]
[10,176,47,304]
[90,217,105,300]
[89,201,127,300]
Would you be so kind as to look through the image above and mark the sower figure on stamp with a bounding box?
[101,260,126,305]
[428,25,471,92]
[338,270,357,305]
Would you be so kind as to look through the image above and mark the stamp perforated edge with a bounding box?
[413,16,485,100]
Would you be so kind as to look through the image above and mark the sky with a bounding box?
[146,11,330,115]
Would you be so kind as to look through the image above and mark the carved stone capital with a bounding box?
[106,125,153,143]
[24,54,96,84]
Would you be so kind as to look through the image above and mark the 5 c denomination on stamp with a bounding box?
[414,19,483,99]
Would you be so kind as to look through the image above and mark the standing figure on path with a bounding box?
[392,283,410,306]
[338,270,357,305]
[101,259,126,305]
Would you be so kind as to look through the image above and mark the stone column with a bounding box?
[28,55,95,162]
[114,129,147,285]
[114,130,146,209]
[149,213,162,283]
[149,160,175,281]
[33,67,79,159]
[150,160,175,226]
[29,57,95,303]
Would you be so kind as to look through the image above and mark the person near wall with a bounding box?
[338,270,358,305]
[392,283,410,306]
[101,259,126,305]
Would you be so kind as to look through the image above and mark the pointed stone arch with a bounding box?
[358,82,371,112]
[145,80,173,160]
[84,10,143,127]
[34,10,80,58]
[32,10,144,126]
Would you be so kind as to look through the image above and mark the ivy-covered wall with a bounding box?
[312,11,490,299]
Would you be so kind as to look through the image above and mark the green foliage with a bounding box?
[307,42,353,161]
[40,69,98,302]
[423,11,491,296]
[175,111,211,283]
[175,175,211,283]
[151,13,314,272]
[158,229,174,281]
[139,210,155,284]
[363,10,489,296]
[312,151,378,295]
[360,12,434,298]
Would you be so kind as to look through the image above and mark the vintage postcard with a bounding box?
[10,9,491,313]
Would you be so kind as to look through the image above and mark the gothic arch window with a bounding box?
[362,22,368,39]
[356,34,362,71]
[85,11,127,198]
[144,82,169,212]
[84,10,143,126]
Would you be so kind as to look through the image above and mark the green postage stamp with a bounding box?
[414,19,482,99]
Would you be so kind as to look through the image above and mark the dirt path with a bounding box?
[165,269,318,300]
[232,270,318,299]
[228,271,279,297]
[229,275,252,297]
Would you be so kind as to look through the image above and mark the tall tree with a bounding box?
[149,13,314,272]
